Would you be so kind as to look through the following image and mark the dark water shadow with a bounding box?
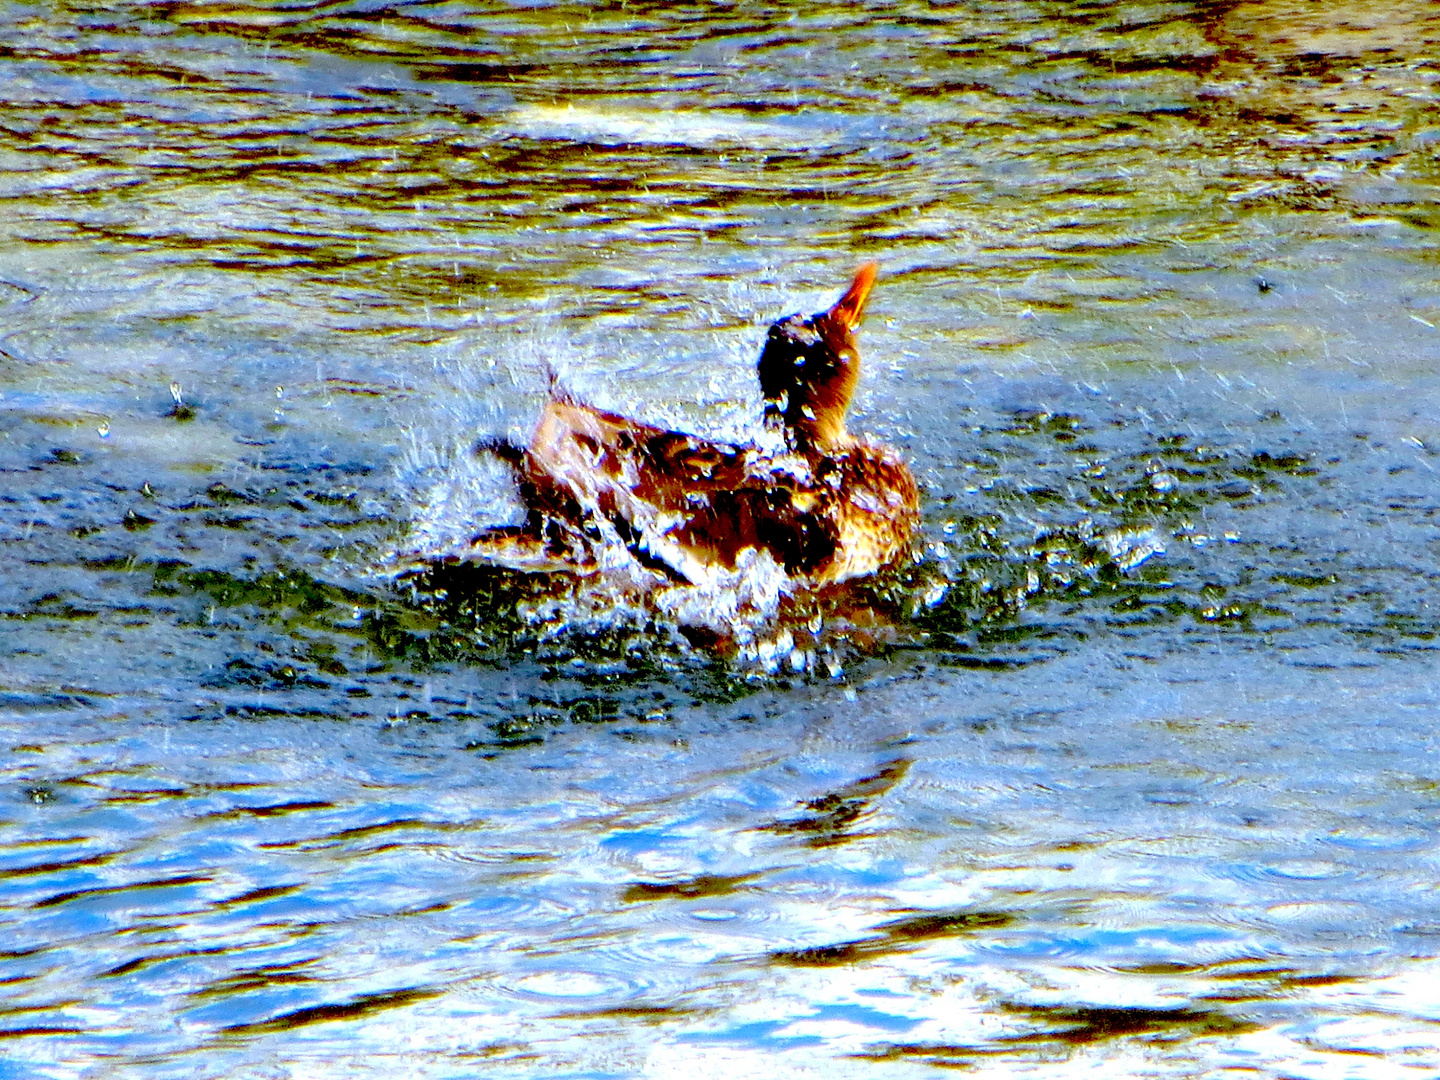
[854,1001,1260,1067]
[762,758,911,848]
[622,871,763,904]
[770,905,1016,969]
[219,985,443,1037]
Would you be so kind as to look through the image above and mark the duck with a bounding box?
[460,264,918,600]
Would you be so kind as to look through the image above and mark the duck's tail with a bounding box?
[474,434,526,471]
[536,356,582,406]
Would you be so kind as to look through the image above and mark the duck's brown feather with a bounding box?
[510,396,916,588]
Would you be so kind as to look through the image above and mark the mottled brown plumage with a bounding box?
[471,264,918,592]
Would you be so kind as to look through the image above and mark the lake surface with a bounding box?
[3,2,1440,1076]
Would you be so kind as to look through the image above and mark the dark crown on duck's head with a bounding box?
[758,263,877,452]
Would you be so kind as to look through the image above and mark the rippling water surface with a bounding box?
[3,2,1440,1076]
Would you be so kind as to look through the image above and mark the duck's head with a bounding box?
[757,263,877,452]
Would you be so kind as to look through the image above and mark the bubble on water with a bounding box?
[1102,527,1167,571]
[738,627,796,672]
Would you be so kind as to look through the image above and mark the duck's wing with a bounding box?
[522,399,754,583]
[517,401,916,588]
[526,400,745,508]
[666,458,843,578]
[670,444,921,586]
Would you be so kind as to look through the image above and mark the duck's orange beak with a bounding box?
[826,262,878,333]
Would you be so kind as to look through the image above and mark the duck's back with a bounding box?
[523,398,917,588]
[526,398,747,520]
